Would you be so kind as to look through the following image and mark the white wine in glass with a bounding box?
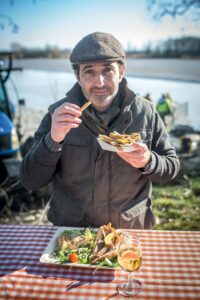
[117,234,142,297]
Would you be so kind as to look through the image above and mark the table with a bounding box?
[0,225,200,299]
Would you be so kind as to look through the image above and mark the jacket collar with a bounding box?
[108,78,136,134]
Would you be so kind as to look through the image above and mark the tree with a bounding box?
[0,0,37,32]
[0,14,19,33]
[147,0,200,21]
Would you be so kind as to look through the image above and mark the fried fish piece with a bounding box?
[98,134,113,143]
[89,223,122,264]
[90,248,118,264]
[57,233,90,250]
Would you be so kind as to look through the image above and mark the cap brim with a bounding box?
[71,57,125,65]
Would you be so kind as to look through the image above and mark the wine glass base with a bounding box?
[118,279,143,297]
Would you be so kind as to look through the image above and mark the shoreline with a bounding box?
[125,73,200,84]
[13,58,200,83]
[14,67,200,84]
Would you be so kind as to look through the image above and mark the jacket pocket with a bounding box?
[120,198,155,229]
[63,131,91,181]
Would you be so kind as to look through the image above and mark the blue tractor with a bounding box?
[0,52,23,183]
[0,52,51,219]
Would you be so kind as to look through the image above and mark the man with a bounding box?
[20,32,180,229]
[156,93,175,131]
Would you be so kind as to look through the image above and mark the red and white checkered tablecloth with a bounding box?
[0,225,200,299]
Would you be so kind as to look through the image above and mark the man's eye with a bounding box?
[104,67,115,74]
[84,70,93,74]
[104,67,112,72]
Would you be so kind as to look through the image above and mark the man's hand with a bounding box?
[51,103,82,143]
[117,143,151,169]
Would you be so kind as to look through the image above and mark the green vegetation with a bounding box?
[153,177,200,231]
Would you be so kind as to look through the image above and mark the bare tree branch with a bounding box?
[0,14,19,33]
[147,0,200,21]
[0,0,40,32]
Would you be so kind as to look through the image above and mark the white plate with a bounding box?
[39,227,120,269]
[97,138,144,152]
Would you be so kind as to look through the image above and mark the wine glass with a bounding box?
[117,234,142,297]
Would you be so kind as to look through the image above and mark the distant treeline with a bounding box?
[10,36,200,59]
[127,36,200,58]
[11,45,70,59]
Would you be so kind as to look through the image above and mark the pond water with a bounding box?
[6,70,200,130]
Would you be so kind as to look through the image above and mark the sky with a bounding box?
[0,0,200,51]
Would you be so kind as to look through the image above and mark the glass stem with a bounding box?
[127,272,133,289]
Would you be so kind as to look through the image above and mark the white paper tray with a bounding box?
[97,138,144,152]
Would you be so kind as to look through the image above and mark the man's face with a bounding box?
[76,62,125,112]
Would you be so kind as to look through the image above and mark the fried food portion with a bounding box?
[57,233,90,250]
[98,131,141,147]
[80,101,91,112]
[89,222,122,264]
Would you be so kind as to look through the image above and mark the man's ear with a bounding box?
[74,70,80,83]
[119,64,125,82]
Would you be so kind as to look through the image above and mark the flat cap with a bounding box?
[70,32,125,65]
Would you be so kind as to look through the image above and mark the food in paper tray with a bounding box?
[55,223,122,268]
[99,131,141,146]
[97,131,142,152]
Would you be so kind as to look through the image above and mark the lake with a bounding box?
[6,68,200,130]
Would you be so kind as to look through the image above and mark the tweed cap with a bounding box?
[70,32,125,65]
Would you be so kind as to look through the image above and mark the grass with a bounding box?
[152,177,200,231]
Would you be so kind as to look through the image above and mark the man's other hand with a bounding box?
[117,143,151,169]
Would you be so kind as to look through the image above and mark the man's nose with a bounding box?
[93,74,105,87]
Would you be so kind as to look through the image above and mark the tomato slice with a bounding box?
[69,253,78,263]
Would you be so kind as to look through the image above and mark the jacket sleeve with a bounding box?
[144,111,180,182]
[20,112,63,190]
